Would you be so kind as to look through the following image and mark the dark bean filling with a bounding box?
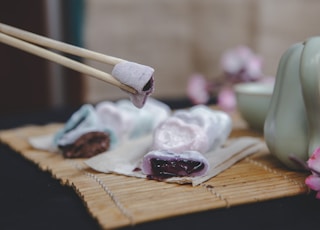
[59,131,110,158]
[142,77,153,92]
[149,158,205,179]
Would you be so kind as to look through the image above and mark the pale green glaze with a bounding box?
[300,37,320,157]
[235,82,273,131]
[264,43,309,169]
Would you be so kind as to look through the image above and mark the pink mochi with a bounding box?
[152,116,209,153]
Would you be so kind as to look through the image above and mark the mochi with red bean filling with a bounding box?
[53,104,114,158]
[142,150,209,179]
[111,61,154,108]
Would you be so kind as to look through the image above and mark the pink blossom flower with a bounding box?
[221,46,251,74]
[221,46,263,82]
[217,87,236,112]
[245,56,263,80]
[186,46,270,110]
[187,74,210,105]
[305,147,320,199]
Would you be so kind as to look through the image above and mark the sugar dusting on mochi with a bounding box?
[152,105,232,154]
[112,61,154,108]
[152,116,209,154]
[95,98,171,143]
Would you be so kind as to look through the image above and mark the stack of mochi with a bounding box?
[53,98,171,158]
[141,105,232,179]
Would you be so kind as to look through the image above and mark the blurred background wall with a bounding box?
[83,0,320,103]
[1,0,320,114]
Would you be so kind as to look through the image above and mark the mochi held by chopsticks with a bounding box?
[112,61,155,108]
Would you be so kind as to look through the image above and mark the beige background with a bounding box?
[82,0,320,103]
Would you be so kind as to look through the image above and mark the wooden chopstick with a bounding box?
[0,23,124,66]
[0,24,137,94]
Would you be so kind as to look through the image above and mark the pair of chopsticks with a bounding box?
[0,23,137,94]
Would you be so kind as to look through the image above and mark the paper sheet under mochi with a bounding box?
[29,134,58,152]
[29,134,264,186]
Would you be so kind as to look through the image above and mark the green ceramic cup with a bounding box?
[234,82,274,132]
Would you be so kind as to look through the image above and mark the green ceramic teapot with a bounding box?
[264,37,320,170]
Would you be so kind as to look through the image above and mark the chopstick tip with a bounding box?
[121,84,138,94]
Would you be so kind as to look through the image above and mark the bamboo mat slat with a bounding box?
[0,120,310,229]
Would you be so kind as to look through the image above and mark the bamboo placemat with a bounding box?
[0,121,309,229]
